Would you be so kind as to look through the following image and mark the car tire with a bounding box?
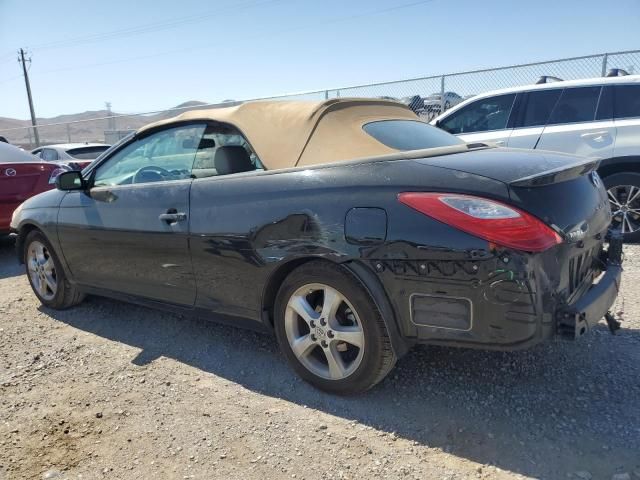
[23,230,85,309]
[274,261,396,394]
[602,172,640,243]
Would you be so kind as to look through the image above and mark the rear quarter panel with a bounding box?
[188,159,509,321]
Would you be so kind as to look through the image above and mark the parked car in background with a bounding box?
[424,91,464,113]
[31,143,111,170]
[431,75,640,241]
[12,99,622,394]
[400,95,425,115]
[1,142,68,235]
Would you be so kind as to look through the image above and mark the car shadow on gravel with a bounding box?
[0,235,21,280]
[41,296,640,479]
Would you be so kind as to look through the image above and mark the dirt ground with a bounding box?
[0,235,639,480]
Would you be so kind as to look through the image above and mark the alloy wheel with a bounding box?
[607,185,640,234]
[284,283,365,381]
[27,240,57,301]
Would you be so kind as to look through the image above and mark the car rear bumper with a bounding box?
[556,233,623,339]
[0,201,20,233]
[556,264,622,338]
[371,235,623,352]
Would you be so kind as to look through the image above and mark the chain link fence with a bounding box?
[2,49,639,150]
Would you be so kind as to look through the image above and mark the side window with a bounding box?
[596,86,614,120]
[515,89,562,128]
[93,124,206,187]
[439,93,516,135]
[191,124,263,179]
[41,148,59,161]
[612,84,640,119]
[547,86,601,125]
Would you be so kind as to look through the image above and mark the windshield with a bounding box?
[363,120,464,151]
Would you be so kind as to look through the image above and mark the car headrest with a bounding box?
[198,138,215,149]
[214,146,254,175]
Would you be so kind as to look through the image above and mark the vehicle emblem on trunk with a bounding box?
[566,222,589,242]
[4,168,16,177]
[591,171,600,187]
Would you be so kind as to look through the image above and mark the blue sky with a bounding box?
[0,0,638,119]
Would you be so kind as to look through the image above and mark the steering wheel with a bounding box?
[133,165,172,184]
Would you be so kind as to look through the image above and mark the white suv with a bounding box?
[431,75,640,241]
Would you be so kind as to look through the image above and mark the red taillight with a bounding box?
[398,192,563,252]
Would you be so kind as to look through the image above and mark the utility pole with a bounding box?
[105,101,116,131]
[18,48,40,147]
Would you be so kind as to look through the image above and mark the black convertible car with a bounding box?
[11,98,623,394]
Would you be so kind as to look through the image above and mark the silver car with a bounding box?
[31,143,111,170]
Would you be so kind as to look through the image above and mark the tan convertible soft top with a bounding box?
[138,98,419,170]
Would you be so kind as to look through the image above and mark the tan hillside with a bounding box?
[0,101,212,148]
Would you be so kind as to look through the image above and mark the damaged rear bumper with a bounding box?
[556,234,623,339]
[372,234,624,351]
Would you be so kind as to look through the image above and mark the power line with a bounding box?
[33,49,187,75]
[27,0,284,53]
[26,0,437,78]
[0,73,23,85]
[0,51,16,61]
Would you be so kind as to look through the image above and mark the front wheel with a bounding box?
[24,230,85,309]
[603,172,640,243]
[274,261,396,394]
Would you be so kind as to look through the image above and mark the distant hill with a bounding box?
[0,101,213,148]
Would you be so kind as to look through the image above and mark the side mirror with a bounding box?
[56,170,85,191]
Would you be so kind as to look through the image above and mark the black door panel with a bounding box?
[57,181,195,305]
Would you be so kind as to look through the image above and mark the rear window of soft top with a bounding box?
[363,120,463,151]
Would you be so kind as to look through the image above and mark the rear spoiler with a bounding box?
[510,158,600,187]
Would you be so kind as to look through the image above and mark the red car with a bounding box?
[0,142,68,234]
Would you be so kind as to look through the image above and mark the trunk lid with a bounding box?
[0,161,58,231]
[0,162,53,202]
[414,147,609,237]
[507,163,610,302]
[0,143,54,203]
[414,148,598,187]
[508,170,610,238]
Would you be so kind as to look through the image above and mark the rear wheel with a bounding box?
[274,261,396,394]
[603,172,640,243]
[24,230,84,309]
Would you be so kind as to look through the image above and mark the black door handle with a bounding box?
[159,209,187,224]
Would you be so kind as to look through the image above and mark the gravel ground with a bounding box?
[0,235,639,480]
